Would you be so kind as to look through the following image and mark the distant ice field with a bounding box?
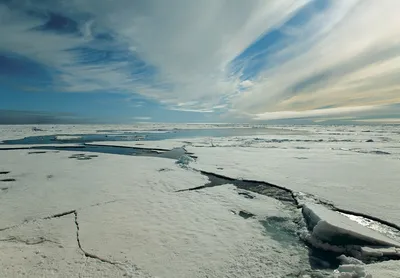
[1,124,400,277]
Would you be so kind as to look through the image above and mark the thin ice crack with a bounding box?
[0,236,59,246]
[88,199,123,208]
[45,209,124,268]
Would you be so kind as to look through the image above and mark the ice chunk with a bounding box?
[55,135,82,141]
[337,255,364,265]
[363,260,400,277]
[333,264,372,278]
[359,246,400,259]
[302,204,400,248]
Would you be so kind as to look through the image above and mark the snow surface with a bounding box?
[54,135,82,140]
[0,124,287,142]
[363,260,400,277]
[0,150,309,277]
[87,139,186,150]
[334,260,400,278]
[78,185,303,278]
[0,215,129,277]
[2,124,400,277]
[185,145,400,227]
[334,264,372,278]
[0,150,207,228]
[0,143,80,149]
[302,203,400,248]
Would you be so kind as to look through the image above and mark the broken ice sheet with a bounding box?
[302,204,400,254]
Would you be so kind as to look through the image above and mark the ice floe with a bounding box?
[2,124,400,277]
[87,139,186,151]
[302,204,400,249]
[186,146,400,226]
[0,150,311,277]
[54,135,82,141]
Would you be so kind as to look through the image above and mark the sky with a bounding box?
[1,0,400,124]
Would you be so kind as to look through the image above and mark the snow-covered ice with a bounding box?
[0,123,283,142]
[1,124,400,277]
[78,184,305,277]
[0,143,80,149]
[334,264,372,278]
[363,260,400,277]
[302,204,400,248]
[0,214,129,277]
[0,150,207,228]
[186,146,400,227]
[0,149,310,277]
[333,260,400,278]
[87,139,186,150]
[54,135,82,141]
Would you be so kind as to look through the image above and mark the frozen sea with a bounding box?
[1,124,400,277]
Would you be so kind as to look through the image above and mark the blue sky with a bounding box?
[1,0,399,124]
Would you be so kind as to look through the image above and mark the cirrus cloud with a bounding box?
[1,0,399,123]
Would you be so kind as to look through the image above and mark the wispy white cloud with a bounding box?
[0,0,308,111]
[353,118,400,124]
[253,105,380,120]
[233,0,400,120]
[1,0,399,122]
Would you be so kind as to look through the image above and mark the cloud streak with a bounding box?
[233,0,400,120]
[1,0,399,122]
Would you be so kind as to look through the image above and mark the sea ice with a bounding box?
[334,264,372,278]
[0,149,308,277]
[54,135,82,141]
[302,204,400,249]
[0,215,128,277]
[186,145,400,226]
[87,139,186,151]
[0,143,80,149]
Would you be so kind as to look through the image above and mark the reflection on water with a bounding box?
[261,216,300,247]
[20,145,189,161]
[1,128,304,145]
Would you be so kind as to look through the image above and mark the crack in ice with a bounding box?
[0,236,59,246]
[0,206,150,277]
[176,169,299,206]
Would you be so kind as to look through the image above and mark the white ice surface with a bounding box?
[187,145,400,226]
[337,255,364,265]
[79,185,301,278]
[0,150,307,277]
[363,260,400,277]
[87,139,186,150]
[302,204,400,248]
[2,124,400,276]
[196,184,291,220]
[0,150,206,228]
[54,135,82,140]
[334,264,372,278]
[0,124,286,142]
[0,215,129,277]
[0,143,80,149]
[334,260,400,278]
[359,246,400,258]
